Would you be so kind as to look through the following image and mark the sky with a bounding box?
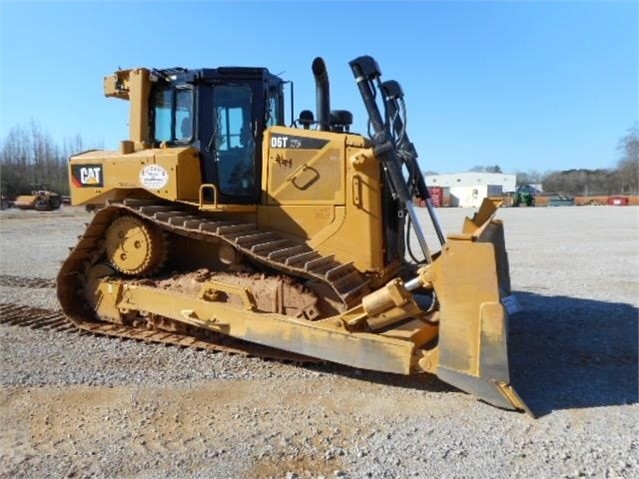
[0,0,637,174]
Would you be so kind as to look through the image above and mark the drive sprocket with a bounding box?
[105,215,166,276]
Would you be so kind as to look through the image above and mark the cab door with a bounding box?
[198,83,262,205]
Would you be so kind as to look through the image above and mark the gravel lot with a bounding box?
[1,205,637,478]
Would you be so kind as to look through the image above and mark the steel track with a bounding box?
[0,301,315,362]
[56,198,369,363]
[0,275,55,289]
[2,199,373,367]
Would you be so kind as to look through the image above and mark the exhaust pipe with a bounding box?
[312,57,331,131]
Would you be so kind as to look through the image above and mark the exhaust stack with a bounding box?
[311,57,331,131]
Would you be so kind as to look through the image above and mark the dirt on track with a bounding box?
[0,205,637,479]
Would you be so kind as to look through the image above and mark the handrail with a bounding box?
[198,183,218,209]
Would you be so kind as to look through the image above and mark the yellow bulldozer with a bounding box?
[14,185,62,211]
[58,56,527,412]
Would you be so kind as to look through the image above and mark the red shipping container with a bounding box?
[428,186,443,207]
[607,196,629,206]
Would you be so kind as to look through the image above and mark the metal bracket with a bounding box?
[198,280,257,311]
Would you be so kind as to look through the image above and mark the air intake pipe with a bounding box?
[311,57,331,131]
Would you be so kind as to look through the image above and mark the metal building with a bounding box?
[425,172,516,208]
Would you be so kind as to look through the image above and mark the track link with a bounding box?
[121,199,370,306]
[0,275,55,289]
[57,199,369,361]
[0,302,315,362]
[0,303,71,331]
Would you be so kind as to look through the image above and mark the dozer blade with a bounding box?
[430,199,530,413]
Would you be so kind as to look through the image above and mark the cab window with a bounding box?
[266,87,283,127]
[216,106,245,151]
[154,89,173,142]
[176,89,193,140]
[212,85,255,197]
[153,87,193,143]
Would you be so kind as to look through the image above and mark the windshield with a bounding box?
[153,87,193,143]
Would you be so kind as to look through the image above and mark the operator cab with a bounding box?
[148,67,285,204]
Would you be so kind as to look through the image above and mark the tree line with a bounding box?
[0,122,101,197]
[1,122,637,198]
[429,125,638,196]
[515,125,638,195]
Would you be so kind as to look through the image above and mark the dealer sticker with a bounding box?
[140,165,169,190]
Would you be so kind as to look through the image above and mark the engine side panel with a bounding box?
[68,147,201,205]
[260,127,392,278]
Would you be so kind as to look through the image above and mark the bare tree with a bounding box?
[0,121,97,197]
[542,168,622,196]
[515,170,542,187]
[468,165,503,174]
[616,124,639,194]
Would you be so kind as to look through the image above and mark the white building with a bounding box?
[425,172,516,208]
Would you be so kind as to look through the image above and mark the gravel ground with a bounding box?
[1,205,637,478]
